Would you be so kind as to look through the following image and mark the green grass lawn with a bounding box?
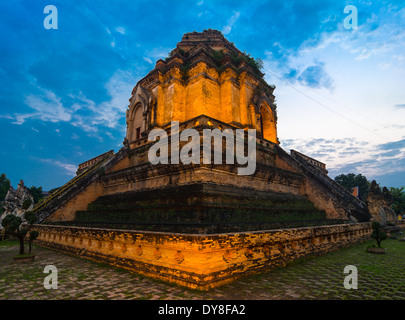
[0,240,20,247]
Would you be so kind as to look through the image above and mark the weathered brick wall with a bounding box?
[45,182,104,222]
[33,222,372,290]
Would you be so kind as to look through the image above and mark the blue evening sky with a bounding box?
[1,0,404,190]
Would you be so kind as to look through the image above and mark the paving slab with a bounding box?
[1,239,405,300]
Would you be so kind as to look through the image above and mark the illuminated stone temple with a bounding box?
[32,30,372,290]
[126,29,278,146]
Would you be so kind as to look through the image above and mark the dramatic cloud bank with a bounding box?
[0,0,404,189]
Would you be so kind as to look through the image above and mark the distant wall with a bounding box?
[33,222,372,290]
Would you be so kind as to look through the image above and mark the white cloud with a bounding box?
[14,89,71,125]
[69,69,138,133]
[143,56,153,64]
[263,7,405,149]
[222,11,240,35]
[0,114,13,120]
[36,158,77,176]
[281,136,405,181]
[13,113,35,125]
[115,26,126,35]
[144,47,172,60]
[53,161,77,175]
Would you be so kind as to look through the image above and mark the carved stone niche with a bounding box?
[84,238,92,248]
[106,241,114,251]
[96,240,103,250]
[153,247,162,260]
[244,247,253,259]
[174,250,185,264]
[126,85,153,145]
[136,245,143,256]
[117,242,127,254]
[262,245,271,259]
[68,236,75,245]
[223,249,234,263]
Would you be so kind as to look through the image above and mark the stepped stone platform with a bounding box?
[35,115,371,228]
[72,183,330,233]
[29,30,374,290]
[32,222,372,290]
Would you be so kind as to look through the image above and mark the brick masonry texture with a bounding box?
[32,222,372,290]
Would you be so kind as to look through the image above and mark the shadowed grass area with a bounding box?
[0,240,20,247]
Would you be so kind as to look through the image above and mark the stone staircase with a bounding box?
[33,147,129,223]
[275,145,371,222]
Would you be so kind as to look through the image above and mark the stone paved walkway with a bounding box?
[1,238,405,300]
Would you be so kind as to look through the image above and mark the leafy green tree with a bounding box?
[334,173,370,200]
[0,173,11,201]
[29,186,44,204]
[1,211,38,255]
[370,221,387,248]
[389,186,405,215]
[22,199,33,211]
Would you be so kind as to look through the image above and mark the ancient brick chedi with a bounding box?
[31,30,376,290]
[33,29,371,228]
[125,29,278,145]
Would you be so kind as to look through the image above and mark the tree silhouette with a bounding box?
[371,221,387,248]
[334,173,370,200]
[1,211,38,255]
